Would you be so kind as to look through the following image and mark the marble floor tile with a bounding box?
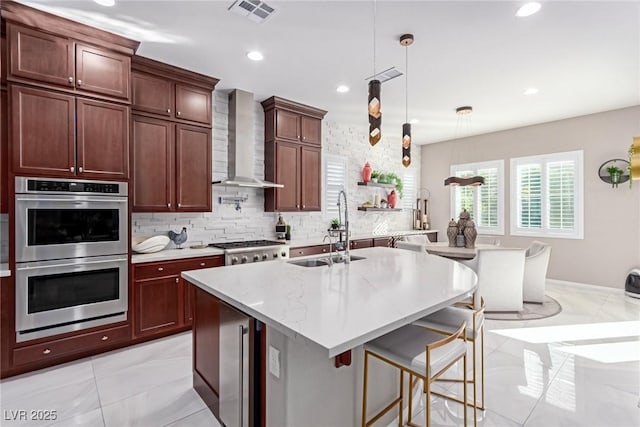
[95,355,192,406]
[164,408,222,427]
[409,396,522,426]
[47,408,105,427]
[101,376,206,427]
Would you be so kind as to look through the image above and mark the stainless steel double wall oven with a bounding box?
[14,177,128,342]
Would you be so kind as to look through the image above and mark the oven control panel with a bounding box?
[226,246,289,266]
[16,177,127,196]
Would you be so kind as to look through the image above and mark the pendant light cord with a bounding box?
[373,0,377,79]
[405,43,409,123]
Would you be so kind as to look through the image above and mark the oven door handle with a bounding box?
[16,257,128,271]
[15,197,127,204]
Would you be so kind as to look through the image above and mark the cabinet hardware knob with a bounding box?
[158,267,164,271]
[322,248,326,252]
[177,111,181,116]
[302,205,305,208]
[101,336,109,341]
[200,263,206,267]
[167,203,171,208]
[178,203,181,208]
[296,204,300,208]
[68,76,74,84]
[43,348,51,354]
[78,167,83,173]
[70,166,75,173]
[77,79,82,86]
[167,108,171,114]
[175,277,179,283]
[299,251,304,255]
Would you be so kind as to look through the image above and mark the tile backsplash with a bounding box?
[132,92,421,247]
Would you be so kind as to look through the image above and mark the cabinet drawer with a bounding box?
[134,255,225,280]
[175,256,225,272]
[373,237,391,247]
[13,324,129,366]
[290,245,327,258]
[350,239,373,249]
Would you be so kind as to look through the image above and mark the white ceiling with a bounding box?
[19,0,640,145]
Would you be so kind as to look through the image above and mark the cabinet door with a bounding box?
[275,141,300,211]
[184,281,193,325]
[300,116,321,145]
[193,287,220,412]
[175,124,211,212]
[134,276,181,337]
[11,85,75,177]
[300,145,321,211]
[75,44,130,100]
[1,89,7,213]
[275,110,300,141]
[175,84,211,125]
[132,71,173,117]
[76,98,129,180]
[131,116,173,211]
[8,25,74,89]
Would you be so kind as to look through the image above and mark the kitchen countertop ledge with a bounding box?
[0,263,10,277]
[182,247,476,358]
[131,247,225,264]
[287,229,439,248]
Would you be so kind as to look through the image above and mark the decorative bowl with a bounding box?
[132,235,170,254]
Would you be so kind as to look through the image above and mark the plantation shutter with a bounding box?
[325,154,347,214]
[454,170,475,219]
[547,160,575,231]
[401,173,416,209]
[477,167,498,228]
[517,163,542,229]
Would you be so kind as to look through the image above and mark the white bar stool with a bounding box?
[362,321,469,427]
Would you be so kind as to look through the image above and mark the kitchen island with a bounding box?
[182,247,477,426]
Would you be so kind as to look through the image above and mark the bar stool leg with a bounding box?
[362,350,369,427]
[398,370,404,427]
[463,353,468,427]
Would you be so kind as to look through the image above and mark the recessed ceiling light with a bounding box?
[516,2,541,17]
[336,85,350,93]
[524,87,539,95]
[409,119,419,124]
[94,0,115,6]
[247,51,264,61]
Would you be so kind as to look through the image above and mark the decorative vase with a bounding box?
[387,190,397,208]
[362,162,372,183]
[456,234,465,248]
[464,221,477,249]
[447,219,458,247]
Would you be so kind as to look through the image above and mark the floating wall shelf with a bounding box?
[357,181,396,189]
[357,207,403,212]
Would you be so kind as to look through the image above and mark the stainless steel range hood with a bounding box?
[213,89,283,188]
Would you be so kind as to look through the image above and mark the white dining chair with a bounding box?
[523,241,551,303]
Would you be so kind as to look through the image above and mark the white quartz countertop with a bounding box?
[182,247,476,358]
[287,229,439,248]
[0,263,10,277]
[131,247,225,264]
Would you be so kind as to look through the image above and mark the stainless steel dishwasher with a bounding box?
[219,301,258,427]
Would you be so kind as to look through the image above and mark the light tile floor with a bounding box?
[0,281,638,426]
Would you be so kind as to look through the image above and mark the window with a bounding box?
[401,172,417,209]
[324,154,347,215]
[510,150,583,239]
[450,160,504,235]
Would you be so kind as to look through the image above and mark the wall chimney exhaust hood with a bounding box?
[213,89,283,188]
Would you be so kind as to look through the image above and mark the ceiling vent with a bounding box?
[228,0,276,23]
[365,67,403,83]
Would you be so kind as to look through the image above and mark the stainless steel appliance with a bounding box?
[219,301,257,427]
[14,177,128,342]
[15,255,127,342]
[209,240,289,266]
[15,177,128,263]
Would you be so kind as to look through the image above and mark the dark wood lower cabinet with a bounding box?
[134,275,181,337]
[193,286,220,413]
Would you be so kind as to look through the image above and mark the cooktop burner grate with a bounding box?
[208,240,285,250]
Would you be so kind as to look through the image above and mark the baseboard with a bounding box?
[546,278,624,294]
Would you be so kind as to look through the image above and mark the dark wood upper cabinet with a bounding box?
[76,98,129,179]
[7,24,131,101]
[131,56,218,127]
[8,24,74,88]
[300,145,321,211]
[262,96,326,212]
[130,56,217,213]
[11,85,129,180]
[75,44,130,100]
[11,85,75,177]
[175,124,212,212]
[131,115,173,212]
[175,84,211,126]
[132,72,173,117]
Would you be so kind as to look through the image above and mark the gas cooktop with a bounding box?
[208,240,285,250]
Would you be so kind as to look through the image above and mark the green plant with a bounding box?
[331,218,340,225]
[630,144,635,188]
[607,165,624,188]
[286,225,291,233]
[371,170,380,179]
[385,172,403,198]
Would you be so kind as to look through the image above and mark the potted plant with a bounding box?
[285,225,291,240]
[607,165,624,188]
[371,170,380,183]
[630,144,635,188]
[386,172,404,198]
[330,218,340,229]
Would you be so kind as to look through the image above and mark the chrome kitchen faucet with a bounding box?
[336,190,350,264]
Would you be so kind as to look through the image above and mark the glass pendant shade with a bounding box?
[402,123,411,167]
[368,79,381,146]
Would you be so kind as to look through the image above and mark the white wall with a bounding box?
[421,106,640,289]
[132,92,421,245]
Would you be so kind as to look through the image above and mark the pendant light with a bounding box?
[400,33,413,167]
[444,105,484,186]
[368,0,381,146]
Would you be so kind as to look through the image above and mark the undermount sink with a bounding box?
[287,255,366,267]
